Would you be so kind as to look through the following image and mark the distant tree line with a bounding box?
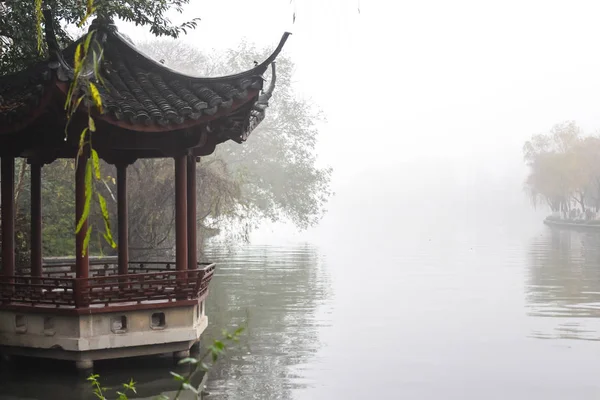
[523,121,600,217]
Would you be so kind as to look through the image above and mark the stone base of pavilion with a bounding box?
[0,261,215,369]
[0,304,207,368]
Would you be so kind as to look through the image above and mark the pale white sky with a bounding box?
[118,0,600,243]
[119,0,600,172]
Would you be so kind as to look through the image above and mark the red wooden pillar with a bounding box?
[30,160,43,278]
[117,163,128,276]
[175,155,188,272]
[1,157,15,277]
[187,156,197,271]
[75,153,89,279]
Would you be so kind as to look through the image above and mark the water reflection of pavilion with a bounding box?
[526,228,600,340]
[201,244,332,400]
[0,354,206,400]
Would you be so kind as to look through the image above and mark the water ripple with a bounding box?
[526,229,600,339]
[200,243,332,400]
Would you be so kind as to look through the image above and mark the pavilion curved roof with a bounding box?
[0,14,289,160]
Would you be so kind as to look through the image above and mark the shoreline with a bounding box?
[543,218,600,231]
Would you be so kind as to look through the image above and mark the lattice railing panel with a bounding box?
[0,262,215,310]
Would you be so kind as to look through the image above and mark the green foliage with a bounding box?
[117,378,137,400]
[35,0,43,53]
[87,326,245,399]
[53,2,115,255]
[76,157,92,235]
[87,373,109,400]
[41,160,76,257]
[98,192,116,248]
[31,159,117,260]
[1,0,201,74]
[88,374,136,400]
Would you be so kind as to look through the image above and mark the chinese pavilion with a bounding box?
[0,12,289,369]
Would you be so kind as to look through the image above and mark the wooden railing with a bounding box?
[0,262,215,311]
[19,261,187,279]
[0,277,76,307]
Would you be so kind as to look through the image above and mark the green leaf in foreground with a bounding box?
[177,357,199,365]
[82,224,92,257]
[91,149,101,179]
[76,158,93,235]
[169,372,186,382]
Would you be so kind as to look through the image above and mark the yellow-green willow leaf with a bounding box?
[82,224,92,257]
[76,158,92,234]
[89,82,103,113]
[91,149,101,180]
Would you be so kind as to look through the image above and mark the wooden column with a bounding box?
[30,161,43,278]
[1,157,15,277]
[75,153,89,279]
[117,163,128,276]
[175,155,188,272]
[187,156,197,270]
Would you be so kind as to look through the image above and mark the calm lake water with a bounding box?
[3,215,600,399]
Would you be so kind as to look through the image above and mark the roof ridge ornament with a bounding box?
[42,9,61,64]
[44,9,107,83]
[43,8,72,81]
[89,14,118,34]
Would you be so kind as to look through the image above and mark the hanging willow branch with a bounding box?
[37,0,115,256]
[35,0,43,52]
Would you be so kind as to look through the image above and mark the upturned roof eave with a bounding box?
[110,30,291,83]
[55,28,290,85]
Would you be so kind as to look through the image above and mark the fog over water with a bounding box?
[7,0,600,399]
[185,2,600,396]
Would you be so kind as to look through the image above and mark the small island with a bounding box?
[524,121,600,230]
[543,214,600,230]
